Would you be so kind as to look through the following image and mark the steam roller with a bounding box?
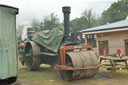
[21,6,101,80]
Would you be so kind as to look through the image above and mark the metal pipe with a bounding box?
[62,6,71,39]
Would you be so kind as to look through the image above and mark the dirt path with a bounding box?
[12,71,128,85]
[12,64,128,85]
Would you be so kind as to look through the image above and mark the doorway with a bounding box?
[99,41,109,55]
[125,40,128,56]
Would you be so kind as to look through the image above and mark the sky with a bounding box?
[0,0,117,25]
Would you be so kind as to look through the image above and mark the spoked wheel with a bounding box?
[24,41,41,70]
[59,51,99,80]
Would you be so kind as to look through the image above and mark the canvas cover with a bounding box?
[0,5,18,79]
[32,25,64,53]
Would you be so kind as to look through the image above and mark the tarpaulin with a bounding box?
[32,25,64,53]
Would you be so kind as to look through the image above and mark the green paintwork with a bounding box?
[0,5,18,79]
[25,49,33,62]
[25,49,32,57]
[19,48,25,65]
[66,58,72,67]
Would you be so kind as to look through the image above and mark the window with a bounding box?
[87,34,97,47]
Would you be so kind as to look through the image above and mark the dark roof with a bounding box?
[80,19,128,33]
[0,4,19,14]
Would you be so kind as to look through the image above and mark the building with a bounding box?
[80,19,128,56]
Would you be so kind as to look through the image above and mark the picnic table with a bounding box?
[99,56,128,77]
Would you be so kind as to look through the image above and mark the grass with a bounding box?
[18,62,128,85]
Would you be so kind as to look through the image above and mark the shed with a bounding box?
[0,4,19,80]
[81,19,128,56]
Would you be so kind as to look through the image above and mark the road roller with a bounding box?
[0,5,18,84]
[22,6,100,80]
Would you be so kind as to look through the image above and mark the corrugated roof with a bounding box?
[80,19,128,32]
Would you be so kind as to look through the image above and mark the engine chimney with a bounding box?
[62,6,71,42]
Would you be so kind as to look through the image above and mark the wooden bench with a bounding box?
[99,56,128,77]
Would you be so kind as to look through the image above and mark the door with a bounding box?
[125,40,128,56]
[99,41,109,55]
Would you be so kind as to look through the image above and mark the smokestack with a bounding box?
[62,6,71,40]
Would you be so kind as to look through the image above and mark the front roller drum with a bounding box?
[24,41,41,70]
[59,51,99,80]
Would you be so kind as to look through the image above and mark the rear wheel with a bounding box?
[24,41,41,70]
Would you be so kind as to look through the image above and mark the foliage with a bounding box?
[16,25,24,42]
[69,0,128,32]
[101,0,128,24]
[19,0,128,36]
[31,18,41,32]
[70,9,99,32]
[40,13,60,30]
[31,13,60,32]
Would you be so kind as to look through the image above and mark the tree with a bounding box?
[30,13,60,32]
[70,9,99,32]
[101,0,128,24]
[31,18,40,32]
[40,13,60,31]
[16,24,24,42]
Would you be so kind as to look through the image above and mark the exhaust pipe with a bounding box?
[62,6,71,45]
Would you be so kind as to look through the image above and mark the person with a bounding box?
[18,42,25,65]
[117,49,122,58]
